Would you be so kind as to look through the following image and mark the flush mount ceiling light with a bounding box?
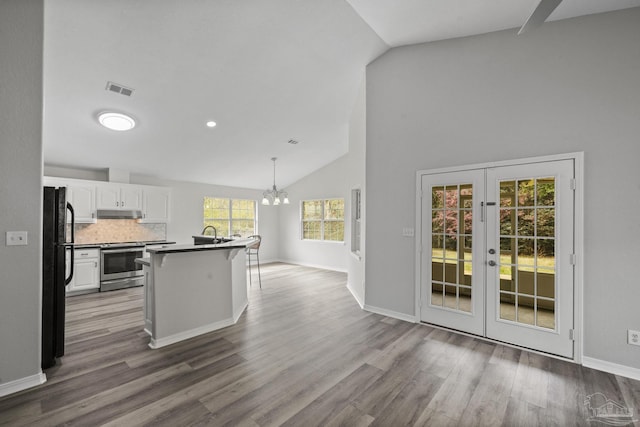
[98,112,136,131]
[206,120,217,128]
[262,157,289,206]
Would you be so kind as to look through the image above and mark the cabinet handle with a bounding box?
[94,262,98,268]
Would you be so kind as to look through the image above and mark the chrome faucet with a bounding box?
[201,225,217,241]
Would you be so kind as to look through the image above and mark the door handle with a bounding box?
[488,260,496,266]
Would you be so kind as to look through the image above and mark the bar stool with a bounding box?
[246,235,262,288]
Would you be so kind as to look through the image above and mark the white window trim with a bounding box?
[300,198,345,242]
[203,197,258,237]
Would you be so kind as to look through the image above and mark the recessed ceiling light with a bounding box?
[98,112,136,131]
[206,121,217,128]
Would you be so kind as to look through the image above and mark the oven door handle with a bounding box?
[101,247,144,254]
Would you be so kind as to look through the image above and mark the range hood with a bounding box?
[96,209,143,219]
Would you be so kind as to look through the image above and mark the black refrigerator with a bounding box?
[42,186,75,369]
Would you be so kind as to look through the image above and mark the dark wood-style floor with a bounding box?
[1,263,638,426]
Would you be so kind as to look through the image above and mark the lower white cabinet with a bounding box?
[67,248,100,294]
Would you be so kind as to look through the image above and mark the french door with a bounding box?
[419,159,575,358]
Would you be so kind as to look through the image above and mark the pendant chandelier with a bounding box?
[262,157,289,206]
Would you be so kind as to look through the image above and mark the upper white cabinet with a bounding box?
[67,184,97,222]
[44,177,97,223]
[44,176,171,223]
[141,188,171,222]
[96,184,142,210]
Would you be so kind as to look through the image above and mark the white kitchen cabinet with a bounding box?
[45,176,170,223]
[44,177,97,223]
[140,188,171,222]
[67,184,97,222]
[96,184,142,210]
[66,248,100,294]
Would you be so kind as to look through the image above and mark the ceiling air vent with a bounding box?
[105,81,134,97]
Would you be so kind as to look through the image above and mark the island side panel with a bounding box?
[231,249,248,322]
[151,249,233,345]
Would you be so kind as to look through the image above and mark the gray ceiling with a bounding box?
[42,0,640,189]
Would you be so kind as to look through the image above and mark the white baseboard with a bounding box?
[149,318,235,349]
[233,300,249,323]
[0,372,46,398]
[363,304,416,323]
[582,356,640,381]
[346,282,364,308]
[277,258,347,273]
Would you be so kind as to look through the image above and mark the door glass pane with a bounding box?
[432,261,444,282]
[432,187,444,208]
[459,286,471,312]
[463,262,472,285]
[445,262,456,283]
[445,236,457,258]
[537,299,555,329]
[499,293,516,321]
[444,285,458,310]
[536,268,555,298]
[461,236,473,257]
[517,180,535,207]
[536,178,555,206]
[431,182,474,314]
[445,210,458,234]
[500,209,515,235]
[498,177,558,331]
[500,181,515,207]
[432,234,444,258]
[431,282,443,307]
[517,209,534,236]
[517,238,535,266]
[432,211,443,233]
[536,208,555,237]
[517,296,535,326]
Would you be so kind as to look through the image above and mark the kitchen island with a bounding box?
[136,238,256,349]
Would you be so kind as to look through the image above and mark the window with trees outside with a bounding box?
[301,199,344,241]
[203,197,256,238]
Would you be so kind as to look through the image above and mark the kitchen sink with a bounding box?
[193,236,234,245]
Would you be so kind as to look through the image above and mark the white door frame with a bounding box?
[414,152,584,363]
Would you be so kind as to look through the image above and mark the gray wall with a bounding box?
[0,0,45,388]
[278,78,366,279]
[365,8,640,368]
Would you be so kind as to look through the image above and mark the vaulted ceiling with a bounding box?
[43,0,640,189]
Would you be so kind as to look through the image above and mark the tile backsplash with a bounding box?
[73,220,166,244]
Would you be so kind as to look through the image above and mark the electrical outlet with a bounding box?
[628,330,640,346]
[6,231,28,246]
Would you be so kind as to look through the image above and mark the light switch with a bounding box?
[6,231,28,246]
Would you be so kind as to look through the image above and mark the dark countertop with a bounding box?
[145,238,256,255]
[72,241,176,249]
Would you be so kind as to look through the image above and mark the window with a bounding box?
[203,197,256,237]
[351,189,361,255]
[301,198,344,241]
